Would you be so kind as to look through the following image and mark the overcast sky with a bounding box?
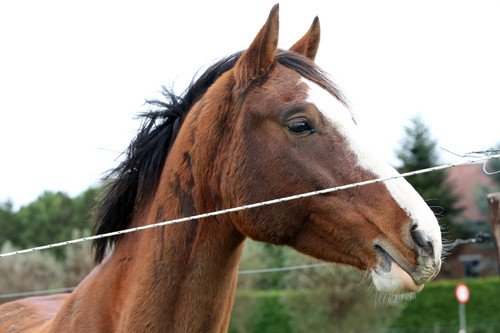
[1,0,499,208]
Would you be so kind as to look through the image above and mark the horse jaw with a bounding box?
[301,77,442,294]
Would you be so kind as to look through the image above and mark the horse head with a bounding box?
[194,5,442,294]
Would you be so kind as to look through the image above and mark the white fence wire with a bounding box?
[0,154,498,259]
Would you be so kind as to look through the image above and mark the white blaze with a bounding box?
[302,78,442,261]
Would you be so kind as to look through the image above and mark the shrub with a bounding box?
[0,242,64,303]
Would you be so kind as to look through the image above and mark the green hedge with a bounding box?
[229,290,293,333]
[229,277,500,333]
[391,277,500,333]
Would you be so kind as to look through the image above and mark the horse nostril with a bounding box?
[411,226,434,257]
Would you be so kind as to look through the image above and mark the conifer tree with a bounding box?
[396,116,466,239]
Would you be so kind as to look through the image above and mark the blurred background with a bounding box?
[1,1,499,332]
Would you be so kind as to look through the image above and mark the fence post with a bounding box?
[487,192,500,272]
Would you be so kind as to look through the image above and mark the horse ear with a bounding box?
[290,16,320,61]
[235,4,279,85]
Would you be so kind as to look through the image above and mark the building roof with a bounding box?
[447,164,498,223]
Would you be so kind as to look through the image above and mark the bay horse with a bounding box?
[0,5,442,332]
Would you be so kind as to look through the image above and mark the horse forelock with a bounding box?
[92,50,345,263]
[276,51,348,108]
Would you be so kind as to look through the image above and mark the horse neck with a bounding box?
[110,99,244,331]
[115,212,244,331]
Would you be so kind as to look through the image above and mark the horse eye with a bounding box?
[286,120,315,136]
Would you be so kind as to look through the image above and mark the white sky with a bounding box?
[1,0,499,208]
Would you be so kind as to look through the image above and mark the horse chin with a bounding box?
[370,261,424,295]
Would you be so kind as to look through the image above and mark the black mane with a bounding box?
[92,50,347,263]
[92,52,242,263]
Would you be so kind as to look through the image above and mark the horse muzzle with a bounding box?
[371,242,441,294]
